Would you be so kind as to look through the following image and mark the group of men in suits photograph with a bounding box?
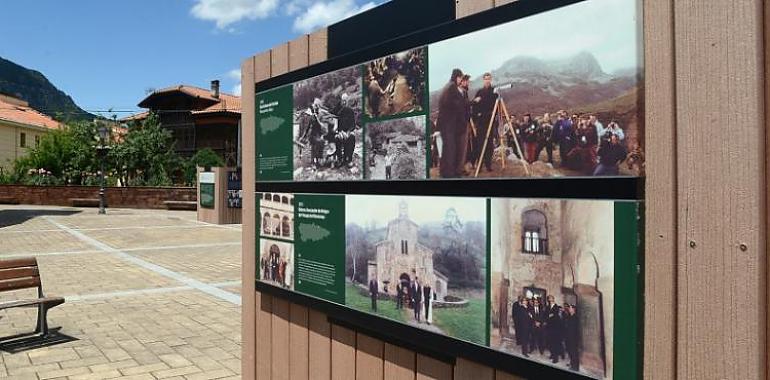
[511,294,580,371]
[369,276,434,324]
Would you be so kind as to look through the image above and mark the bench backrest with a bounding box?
[0,258,41,292]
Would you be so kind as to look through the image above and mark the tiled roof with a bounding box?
[139,85,241,115]
[0,97,60,130]
[118,110,150,123]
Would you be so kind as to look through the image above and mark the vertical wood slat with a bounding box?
[253,49,272,380]
[455,0,494,19]
[766,0,770,376]
[383,343,416,380]
[495,370,525,380]
[256,292,273,380]
[271,43,290,77]
[331,324,357,380]
[271,296,291,380]
[240,55,257,380]
[308,310,332,380]
[289,35,310,72]
[642,0,677,379]
[674,0,767,379]
[454,358,494,380]
[289,304,309,380]
[356,334,384,380]
[309,28,328,65]
[416,354,451,380]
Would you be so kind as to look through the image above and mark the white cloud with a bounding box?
[292,0,378,33]
[227,69,241,81]
[191,0,280,29]
[232,83,242,96]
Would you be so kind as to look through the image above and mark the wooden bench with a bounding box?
[0,258,65,336]
[163,200,197,211]
[0,196,19,205]
[69,198,102,207]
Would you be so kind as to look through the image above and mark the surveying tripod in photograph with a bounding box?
[469,85,529,178]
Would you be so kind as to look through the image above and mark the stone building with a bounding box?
[0,93,60,173]
[490,199,615,379]
[368,201,448,300]
[260,193,294,241]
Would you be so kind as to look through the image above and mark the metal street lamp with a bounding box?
[96,123,110,215]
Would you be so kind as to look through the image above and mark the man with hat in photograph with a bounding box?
[437,68,468,178]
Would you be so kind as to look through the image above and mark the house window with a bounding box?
[281,216,291,237]
[35,135,40,147]
[401,240,408,255]
[19,133,26,148]
[521,209,548,255]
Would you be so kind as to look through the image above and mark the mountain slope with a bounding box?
[0,56,94,121]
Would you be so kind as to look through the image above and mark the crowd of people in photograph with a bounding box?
[366,49,426,117]
[260,253,292,289]
[433,69,631,177]
[296,93,357,170]
[369,277,435,324]
[511,295,580,371]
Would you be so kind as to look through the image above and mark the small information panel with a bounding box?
[227,170,243,209]
[199,172,215,209]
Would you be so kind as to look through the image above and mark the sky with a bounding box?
[429,0,642,91]
[346,195,486,227]
[0,0,381,118]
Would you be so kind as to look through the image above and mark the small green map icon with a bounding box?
[299,223,331,242]
[260,116,284,135]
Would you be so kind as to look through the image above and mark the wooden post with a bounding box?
[674,0,766,378]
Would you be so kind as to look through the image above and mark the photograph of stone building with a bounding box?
[259,238,294,290]
[365,115,427,180]
[259,192,294,241]
[345,195,487,345]
[490,199,615,379]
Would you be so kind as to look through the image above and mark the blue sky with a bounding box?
[0,0,381,117]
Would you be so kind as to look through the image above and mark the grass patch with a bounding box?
[345,283,408,323]
[432,297,486,345]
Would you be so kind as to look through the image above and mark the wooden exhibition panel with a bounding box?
[196,166,242,225]
[240,0,768,379]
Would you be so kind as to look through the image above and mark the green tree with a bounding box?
[110,113,178,186]
[182,148,226,185]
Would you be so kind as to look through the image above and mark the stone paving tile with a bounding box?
[130,247,241,284]
[82,226,241,251]
[0,206,242,379]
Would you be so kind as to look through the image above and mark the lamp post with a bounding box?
[96,123,110,215]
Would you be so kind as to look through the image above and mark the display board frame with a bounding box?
[253,0,645,379]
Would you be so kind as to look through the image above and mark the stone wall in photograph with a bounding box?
[0,185,196,209]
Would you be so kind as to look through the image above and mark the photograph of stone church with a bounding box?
[489,198,615,379]
[345,195,487,345]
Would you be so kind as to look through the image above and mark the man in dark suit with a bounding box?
[519,298,533,357]
[471,72,499,172]
[563,303,580,371]
[369,279,378,312]
[530,298,547,355]
[395,282,403,310]
[411,278,423,322]
[545,295,564,363]
[422,283,432,323]
[512,296,524,346]
[437,69,468,178]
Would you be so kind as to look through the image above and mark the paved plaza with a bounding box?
[0,205,242,380]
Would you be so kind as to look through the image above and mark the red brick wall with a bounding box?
[0,185,196,209]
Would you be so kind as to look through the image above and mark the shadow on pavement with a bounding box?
[0,209,81,229]
[0,328,79,353]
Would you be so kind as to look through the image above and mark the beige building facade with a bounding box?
[0,93,60,172]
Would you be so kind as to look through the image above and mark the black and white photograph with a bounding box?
[365,116,427,180]
[293,66,363,181]
[490,198,615,379]
[428,0,643,179]
[364,47,427,119]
